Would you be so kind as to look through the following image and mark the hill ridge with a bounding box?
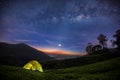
[0,42,54,66]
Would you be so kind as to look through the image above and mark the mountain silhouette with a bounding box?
[0,42,54,66]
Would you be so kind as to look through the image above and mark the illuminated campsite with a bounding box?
[23,60,43,72]
[0,0,120,80]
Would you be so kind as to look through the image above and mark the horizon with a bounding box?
[0,0,120,57]
[0,41,86,59]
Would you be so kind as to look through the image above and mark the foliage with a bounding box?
[92,44,102,53]
[85,34,108,55]
[113,29,120,49]
[86,43,102,55]
[86,42,93,55]
[97,34,108,49]
[85,29,120,54]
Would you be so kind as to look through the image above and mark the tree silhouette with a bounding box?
[86,42,93,55]
[92,44,102,52]
[113,29,120,49]
[97,34,108,49]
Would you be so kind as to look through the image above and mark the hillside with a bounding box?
[0,42,54,66]
[42,50,120,69]
[0,57,120,80]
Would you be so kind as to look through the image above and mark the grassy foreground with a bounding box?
[0,57,120,80]
[42,52,120,69]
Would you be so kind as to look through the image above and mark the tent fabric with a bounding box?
[23,60,43,72]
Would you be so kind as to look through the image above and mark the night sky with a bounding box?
[0,0,120,56]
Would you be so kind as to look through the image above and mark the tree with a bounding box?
[113,29,120,49]
[86,42,93,55]
[92,44,102,52]
[97,34,108,49]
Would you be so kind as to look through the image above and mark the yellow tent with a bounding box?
[23,60,43,72]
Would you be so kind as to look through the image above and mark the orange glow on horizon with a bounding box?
[33,46,86,56]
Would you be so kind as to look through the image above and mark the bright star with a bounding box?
[58,44,62,47]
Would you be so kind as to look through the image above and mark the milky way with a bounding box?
[0,0,120,53]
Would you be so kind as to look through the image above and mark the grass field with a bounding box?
[42,52,120,69]
[0,57,120,80]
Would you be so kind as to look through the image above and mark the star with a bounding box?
[58,44,62,47]
[0,0,119,53]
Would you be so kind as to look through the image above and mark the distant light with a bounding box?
[58,44,62,47]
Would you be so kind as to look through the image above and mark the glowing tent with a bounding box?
[23,60,43,72]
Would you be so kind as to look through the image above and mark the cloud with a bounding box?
[71,14,90,22]
[14,39,38,43]
[56,14,91,23]
[6,28,21,33]
[35,47,86,56]
[52,17,59,23]
[6,28,38,34]
[38,33,66,40]
[5,28,66,43]
[46,40,58,46]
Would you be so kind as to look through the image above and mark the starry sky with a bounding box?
[0,0,120,55]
